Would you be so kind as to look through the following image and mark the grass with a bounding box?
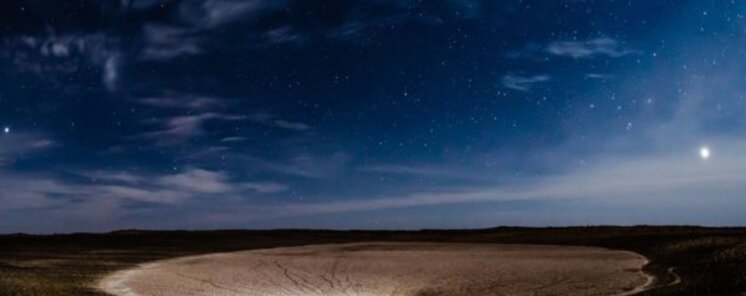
[1,226,746,295]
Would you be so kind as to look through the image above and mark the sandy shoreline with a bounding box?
[99,242,654,296]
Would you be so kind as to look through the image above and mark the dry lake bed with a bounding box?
[100,242,651,296]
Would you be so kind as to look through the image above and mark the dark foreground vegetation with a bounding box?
[1,226,745,295]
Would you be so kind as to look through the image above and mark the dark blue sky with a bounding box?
[1,0,745,233]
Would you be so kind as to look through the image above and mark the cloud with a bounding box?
[119,0,164,10]
[140,113,245,144]
[546,38,637,58]
[103,53,121,91]
[0,172,70,210]
[273,120,312,131]
[78,171,144,184]
[249,112,313,131]
[585,73,614,79]
[0,132,55,166]
[319,1,483,41]
[200,0,278,28]
[174,146,230,162]
[261,33,745,222]
[360,164,488,181]
[264,26,306,45]
[240,182,289,194]
[246,50,746,220]
[500,74,550,91]
[94,185,186,204]
[3,33,122,91]
[138,95,225,110]
[220,136,247,143]
[3,0,486,73]
[141,25,202,60]
[0,132,54,155]
[258,138,746,218]
[248,152,352,178]
[158,169,234,194]
[0,167,286,213]
[138,1,288,60]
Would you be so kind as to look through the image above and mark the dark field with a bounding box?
[1,226,746,296]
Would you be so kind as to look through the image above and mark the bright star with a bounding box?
[2,127,9,134]
[699,146,710,160]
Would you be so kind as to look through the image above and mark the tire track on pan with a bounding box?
[286,260,328,293]
[526,274,572,293]
[327,254,355,295]
[252,258,300,296]
[292,261,329,293]
[319,256,338,290]
[328,255,354,295]
[172,270,246,294]
[273,259,325,294]
[273,259,309,294]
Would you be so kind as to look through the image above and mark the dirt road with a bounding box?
[100,242,650,296]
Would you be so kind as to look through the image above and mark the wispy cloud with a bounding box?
[140,113,245,144]
[77,171,144,184]
[174,146,230,162]
[120,0,164,10]
[585,73,614,79]
[157,169,234,194]
[361,164,489,181]
[0,132,55,166]
[141,25,202,60]
[199,0,281,28]
[500,74,550,92]
[546,38,637,58]
[0,167,286,213]
[264,26,306,45]
[247,152,351,178]
[263,43,744,222]
[240,182,289,194]
[0,172,71,211]
[137,1,287,60]
[3,33,121,91]
[174,0,469,51]
[220,136,247,143]
[273,120,312,131]
[260,138,746,218]
[249,112,313,131]
[138,95,225,110]
[136,1,285,61]
[103,53,121,91]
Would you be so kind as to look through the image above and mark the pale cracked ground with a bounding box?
[100,242,651,296]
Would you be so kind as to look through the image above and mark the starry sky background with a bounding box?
[1,0,746,233]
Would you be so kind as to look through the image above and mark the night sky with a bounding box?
[1,0,745,233]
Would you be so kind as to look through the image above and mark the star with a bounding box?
[3,127,9,134]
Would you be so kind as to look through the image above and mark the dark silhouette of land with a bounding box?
[1,226,745,295]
